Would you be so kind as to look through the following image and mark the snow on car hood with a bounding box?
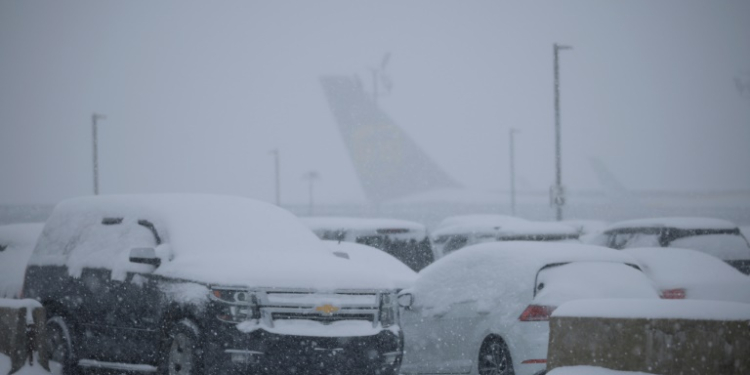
[29,195,403,290]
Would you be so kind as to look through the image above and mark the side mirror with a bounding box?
[397,293,414,309]
[129,247,161,267]
[333,251,350,259]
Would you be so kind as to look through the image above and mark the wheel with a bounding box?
[477,337,514,375]
[163,320,202,375]
[46,316,80,375]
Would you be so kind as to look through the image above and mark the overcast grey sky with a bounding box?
[1,1,749,205]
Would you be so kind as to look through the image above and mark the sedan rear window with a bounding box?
[533,262,658,307]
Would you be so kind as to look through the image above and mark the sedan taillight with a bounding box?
[519,305,556,321]
[660,288,686,299]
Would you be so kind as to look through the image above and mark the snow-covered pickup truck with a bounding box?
[22,195,404,375]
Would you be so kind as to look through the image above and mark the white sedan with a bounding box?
[397,242,659,375]
[624,247,750,303]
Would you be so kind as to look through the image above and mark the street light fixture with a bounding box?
[552,43,572,221]
[509,128,520,216]
[91,113,107,195]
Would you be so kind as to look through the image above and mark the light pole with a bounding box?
[270,149,281,206]
[552,43,572,221]
[302,171,319,215]
[91,113,107,195]
[509,128,519,216]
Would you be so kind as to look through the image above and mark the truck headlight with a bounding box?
[210,287,259,323]
[379,292,398,328]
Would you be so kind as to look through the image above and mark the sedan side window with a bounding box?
[609,232,634,249]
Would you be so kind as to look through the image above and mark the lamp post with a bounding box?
[302,171,319,215]
[91,113,106,195]
[270,149,281,206]
[552,43,572,221]
[509,128,519,216]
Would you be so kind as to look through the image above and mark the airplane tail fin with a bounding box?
[320,75,461,203]
[589,157,629,198]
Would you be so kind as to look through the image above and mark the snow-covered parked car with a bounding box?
[430,215,580,258]
[23,195,405,375]
[323,241,417,289]
[0,222,44,298]
[397,242,659,375]
[302,216,434,271]
[624,247,750,303]
[587,217,750,275]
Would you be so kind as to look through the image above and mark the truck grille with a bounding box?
[255,289,383,328]
[271,312,374,323]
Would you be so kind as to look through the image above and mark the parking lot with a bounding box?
[2,198,750,375]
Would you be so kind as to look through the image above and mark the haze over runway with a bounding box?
[1,1,749,214]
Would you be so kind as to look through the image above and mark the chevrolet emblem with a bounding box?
[315,304,340,315]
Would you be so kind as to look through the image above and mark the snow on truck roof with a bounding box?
[432,215,578,238]
[301,217,427,237]
[29,195,405,290]
[603,217,738,232]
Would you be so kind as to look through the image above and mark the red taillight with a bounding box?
[521,359,547,364]
[660,288,686,299]
[519,305,555,321]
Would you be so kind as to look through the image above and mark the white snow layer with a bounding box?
[237,319,387,337]
[409,242,654,318]
[301,216,427,240]
[0,223,44,298]
[667,234,750,259]
[322,241,416,289]
[604,217,738,231]
[624,247,750,303]
[547,366,659,375]
[533,262,659,307]
[0,298,42,309]
[561,219,609,235]
[0,298,42,324]
[28,195,405,290]
[431,215,578,238]
[553,299,750,321]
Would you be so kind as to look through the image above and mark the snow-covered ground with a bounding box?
[548,366,659,375]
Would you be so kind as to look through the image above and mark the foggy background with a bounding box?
[2,1,749,208]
